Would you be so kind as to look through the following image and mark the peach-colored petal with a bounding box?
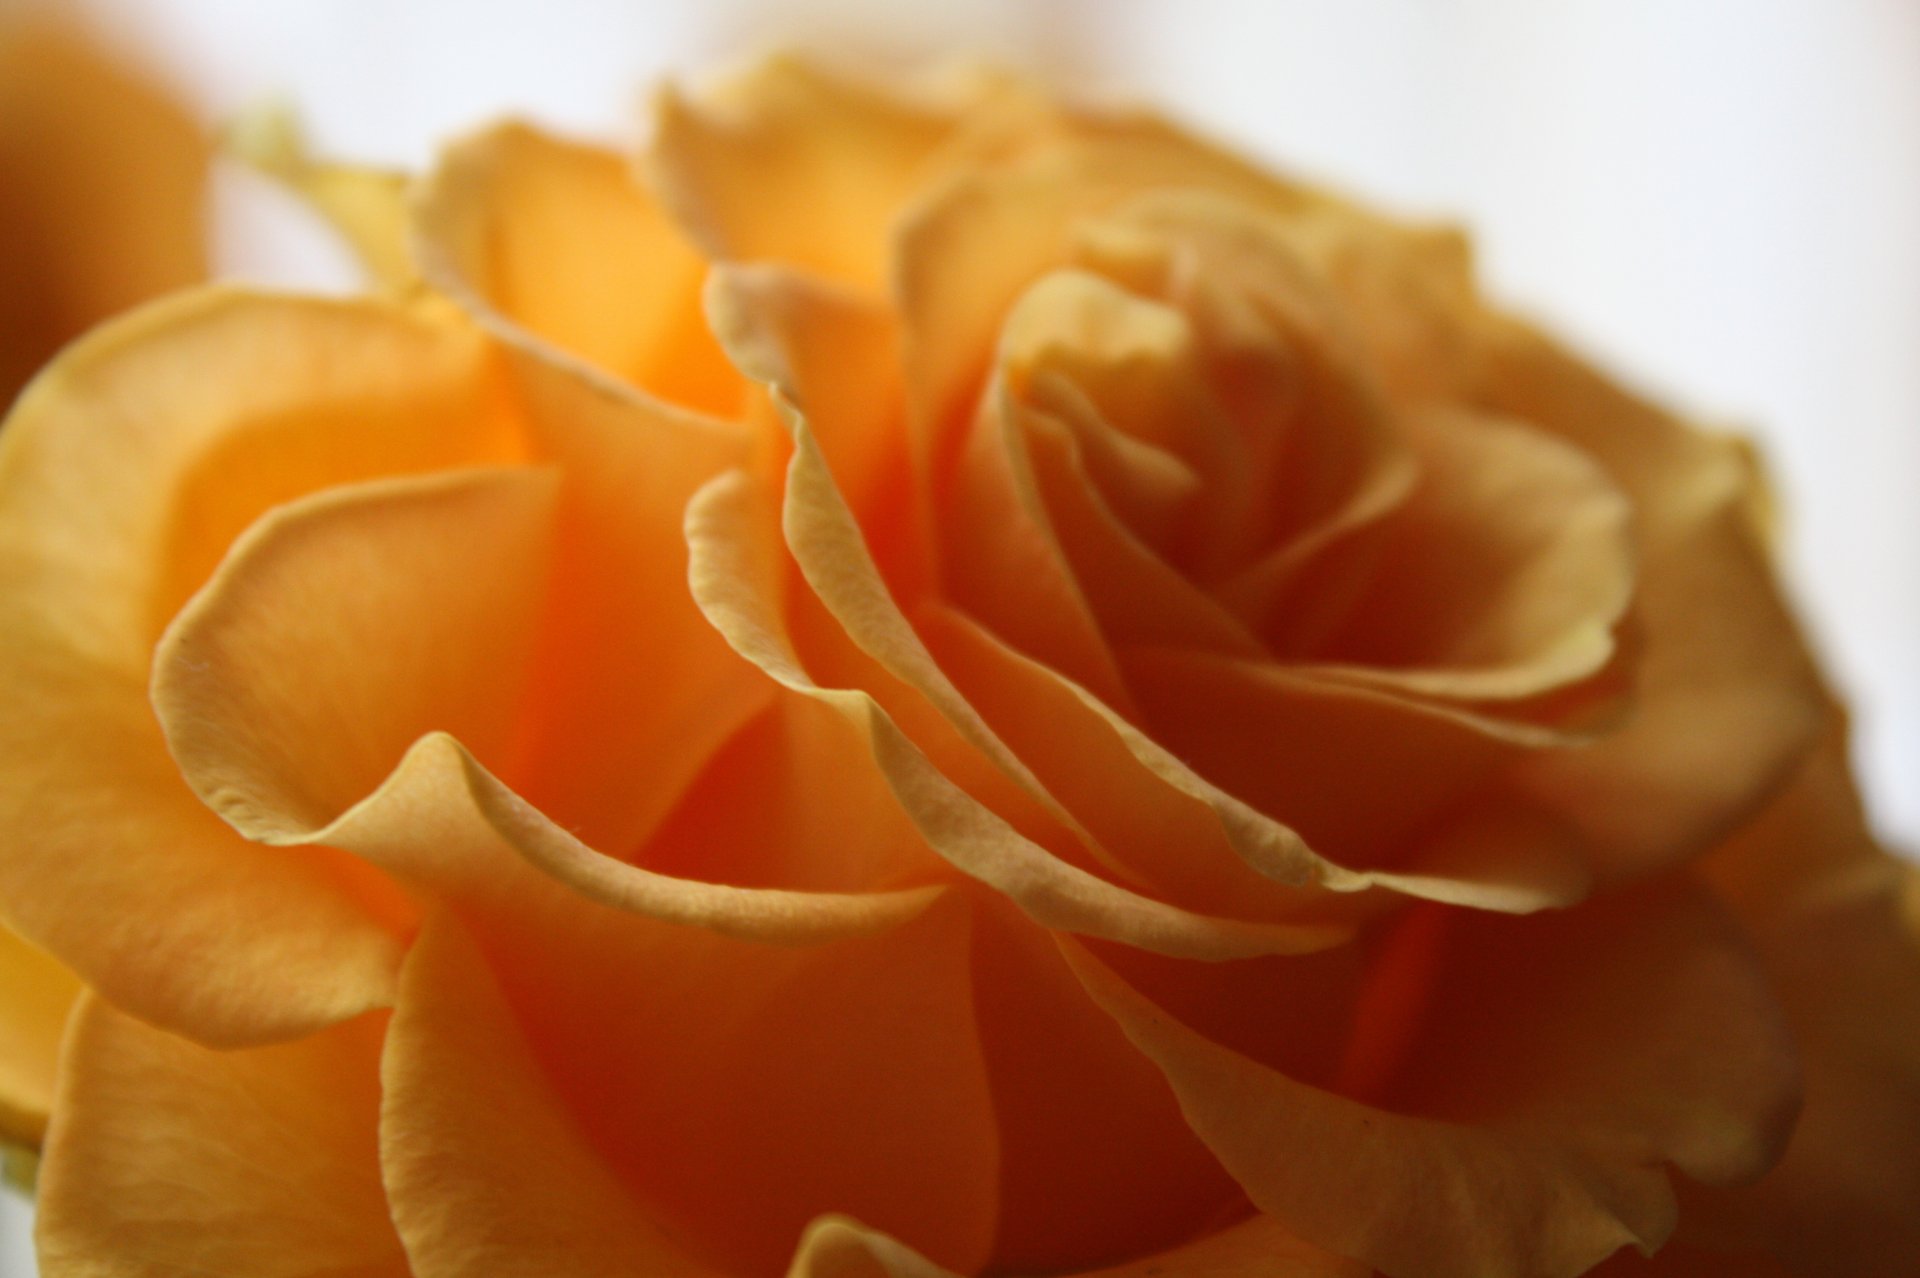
[648,55,994,292]
[0,923,78,1149]
[383,911,724,1277]
[466,883,999,1274]
[1275,406,1634,705]
[705,262,933,591]
[1064,877,1799,1278]
[4,294,530,1039]
[0,15,205,405]
[791,1213,1372,1278]
[155,466,559,839]
[36,995,408,1277]
[0,313,451,1034]
[968,903,1246,1271]
[688,464,1346,959]
[1689,727,1920,1277]
[1479,324,1825,876]
[153,465,926,941]
[418,153,774,851]
[920,602,1374,926]
[417,120,744,417]
[1123,647,1593,910]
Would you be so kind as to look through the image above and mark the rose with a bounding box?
[2,56,1915,1278]
[0,11,206,410]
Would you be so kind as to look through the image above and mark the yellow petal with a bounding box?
[417,120,744,417]
[1063,877,1799,1278]
[1480,324,1825,877]
[0,922,79,1149]
[383,911,725,1277]
[0,15,206,405]
[36,994,408,1276]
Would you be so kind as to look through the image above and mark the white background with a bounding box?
[3,0,1917,1269]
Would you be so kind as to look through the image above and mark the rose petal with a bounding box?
[1479,324,1825,876]
[0,923,78,1148]
[417,121,744,416]
[919,602,1373,922]
[687,463,1347,959]
[154,465,923,940]
[1063,877,1799,1278]
[788,1212,1372,1278]
[383,911,725,1277]
[968,902,1245,1271]
[36,995,408,1276]
[154,466,559,838]
[456,885,998,1274]
[1274,406,1634,703]
[1122,647,1593,909]
[1690,727,1920,1276]
[648,55,990,292]
[0,291,506,1039]
[0,16,205,403]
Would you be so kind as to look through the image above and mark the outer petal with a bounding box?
[416,121,743,416]
[1691,727,1920,1276]
[0,290,511,1040]
[0,15,205,404]
[648,55,999,292]
[35,995,408,1277]
[456,886,1000,1275]
[0,923,79,1148]
[1478,324,1825,876]
[383,911,724,1277]
[1063,878,1799,1278]
[153,466,928,942]
[787,1213,1369,1278]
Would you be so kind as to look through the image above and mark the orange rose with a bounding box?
[2,57,1915,1278]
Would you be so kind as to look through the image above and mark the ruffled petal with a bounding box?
[1691,727,1920,1276]
[155,466,559,838]
[383,911,725,1277]
[967,903,1244,1271]
[788,1212,1371,1278]
[688,462,1347,959]
[1478,324,1825,876]
[417,121,743,416]
[648,55,1005,292]
[154,465,924,941]
[0,923,79,1148]
[1063,877,1799,1278]
[36,995,408,1276]
[453,884,998,1274]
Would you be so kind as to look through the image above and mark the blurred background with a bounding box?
[2,0,1917,1266]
